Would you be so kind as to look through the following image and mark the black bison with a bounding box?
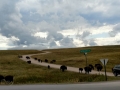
[60,65,67,72]
[79,68,83,73]
[89,64,94,70]
[38,59,41,62]
[50,60,56,63]
[52,60,56,62]
[5,75,13,84]
[50,60,54,63]
[26,56,30,59]
[45,59,48,62]
[0,75,4,83]
[27,60,31,64]
[48,65,50,69]
[34,58,37,60]
[95,64,103,71]
[84,66,92,74]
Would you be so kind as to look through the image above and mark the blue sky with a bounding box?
[0,0,120,50]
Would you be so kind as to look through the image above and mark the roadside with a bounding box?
[20,51,114,77]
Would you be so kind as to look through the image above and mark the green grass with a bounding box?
[0,45,120,84]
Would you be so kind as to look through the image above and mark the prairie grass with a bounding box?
[32,45,120,72]
[0,46,120,84]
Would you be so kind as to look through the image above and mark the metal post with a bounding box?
[84,53,87,67]
[104,60,107,81]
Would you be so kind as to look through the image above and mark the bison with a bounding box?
[95,64,103,71]
[79,68,83,73]
[0,75,4,83]
[60,65,67,72]
[27,60,31,64]
[34,58,37,60]
[26,56,30,59]
[5,75,13,84]
[84,66,92,74]
[45,59,48,62]
[89,64,94,70]
[38,59,41,62]
[48,65,50,69]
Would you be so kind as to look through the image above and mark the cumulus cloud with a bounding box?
[0,0,120,50]
[109,23,120,37]
[59,37,75,47]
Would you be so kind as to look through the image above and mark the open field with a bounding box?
[32,45,120,72]
[0,45,120,84]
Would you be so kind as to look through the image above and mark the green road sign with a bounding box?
[80,49,91,53]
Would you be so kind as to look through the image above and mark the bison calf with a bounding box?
[79,68,83,73]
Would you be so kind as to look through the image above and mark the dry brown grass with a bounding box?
[32,45,120,72]
[0,46,120,84]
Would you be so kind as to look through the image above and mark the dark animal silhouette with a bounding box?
[60,65,67,72]
[38,59,41,62]
[45,59,48,62]
[95,64,103,71]
[89,64,94,70]
[5,75,13,84]
[26,56,30,59]
[34,58,37,60]
[52,60,56,62]
[50,60,54,63]
[84,66,92,74]
[48,65,50,69]
[79,68,83,73]
[50,60,56,63]
[0,75,4,83]
[27,60,31,64]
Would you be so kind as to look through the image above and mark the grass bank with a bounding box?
[0,45,120,84]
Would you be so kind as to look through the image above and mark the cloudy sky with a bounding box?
[0,0,120,50]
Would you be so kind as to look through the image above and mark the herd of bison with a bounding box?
[0,55,103,84]
[24,55,103,73]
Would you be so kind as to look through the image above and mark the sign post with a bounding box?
[80,49,91,67]
[100,59,108,81]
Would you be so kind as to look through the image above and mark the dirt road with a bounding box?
[20,51,114,76]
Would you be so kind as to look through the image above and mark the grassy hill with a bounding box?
[33,45,120,72]
[0,45,120,84]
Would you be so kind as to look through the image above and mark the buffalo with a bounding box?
[45,59,48,62]
[34,58,37,60]
[5,75,13,84]
[60,65,67,72]
[27,60,31,64]
[79,68,83,73]
[50,60,56,63]
[84,66,92,74]
[38,59,41,62]
[89,64,94,70]
[50,60,54,63]
[26,56,30,59]
[0,75,4,83]
[48,65,50,69]
[95,64,103,71]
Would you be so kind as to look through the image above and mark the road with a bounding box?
[20,51,114,76]
[0,81,120,90]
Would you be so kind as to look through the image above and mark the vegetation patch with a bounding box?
[0,45,120,84]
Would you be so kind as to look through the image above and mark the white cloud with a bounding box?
[0,0,120,50]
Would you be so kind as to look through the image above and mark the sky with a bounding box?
[0,0,120,50]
